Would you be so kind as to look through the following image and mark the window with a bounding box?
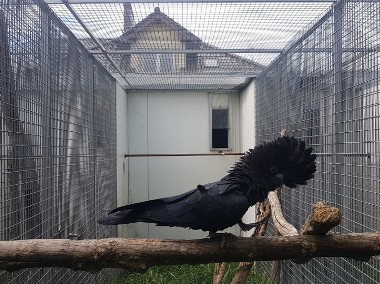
[140,54,173,73]
[140,54,155,73]
[210,93,230,150]
[204,58,219,67]
[158,54,173,73]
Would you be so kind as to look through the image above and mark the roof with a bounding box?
[48,2,334,90]
[79,6,265,89]
[116,7,202,45]
[112,6,265,71]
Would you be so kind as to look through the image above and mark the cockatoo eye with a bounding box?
[270,166,278,173]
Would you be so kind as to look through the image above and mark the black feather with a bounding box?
[98,136,317,232]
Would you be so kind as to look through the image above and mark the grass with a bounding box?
[108,263,268,284]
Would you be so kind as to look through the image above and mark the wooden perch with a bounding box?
[268,190,287,284]
[267,190,298,237]
[0,233,379,273]
[300,202,342,235]
[230,197,342,283]
[267,191,342,282]
[293,201,342,264]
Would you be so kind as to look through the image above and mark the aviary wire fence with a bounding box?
[255,0,380,283]
[0,0,117,283]
[1,0,380,283]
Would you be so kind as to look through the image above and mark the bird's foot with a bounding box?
[208,232,237,248]
[238,215,270,232]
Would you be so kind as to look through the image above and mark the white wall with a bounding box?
[239,80,257,236]
[240,82,256,152]
[126,90,241,239]
[116,84,129,237]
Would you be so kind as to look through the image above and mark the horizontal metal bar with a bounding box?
[124,88,245,91]
[125,152,244,157]
[315,153,371,158]
[45,0,337,4]
[295,48,378,53]
[90,49,283,55]
[152,150,376,158]
[14,47,376,56]
[123,74,258,78]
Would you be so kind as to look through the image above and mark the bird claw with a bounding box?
[208,232,237,248]
[238,215,270,232]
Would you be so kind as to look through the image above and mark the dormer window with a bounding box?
[140,54,174,73]
[204,58,219,67]
[157,54,173,73]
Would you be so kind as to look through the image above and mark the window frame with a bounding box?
[209,92,232,151]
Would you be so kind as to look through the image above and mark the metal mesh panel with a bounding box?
[46,1,333,90]
[255,0,380,283]
[0,0,117,283]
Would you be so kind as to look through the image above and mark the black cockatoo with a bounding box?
[99,136,316,233]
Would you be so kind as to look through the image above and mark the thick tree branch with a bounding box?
[213,262,228,284]
[300,202,342,235]
[267,189,295,284]
[268,130,292,283]
[0,234,379,273]
[293,201,342,264]
[267,190,298,237]
[268,192,342,281]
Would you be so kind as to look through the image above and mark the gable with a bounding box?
[118,7,201,45]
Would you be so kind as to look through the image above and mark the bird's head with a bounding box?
[232,136,317,190]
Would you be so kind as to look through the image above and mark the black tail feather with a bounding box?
[98,209,141,225]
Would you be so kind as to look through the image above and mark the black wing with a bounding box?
[98,182,250,232]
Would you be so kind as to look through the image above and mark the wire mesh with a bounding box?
[1,0,379,282]
[255,0,380,283]
[47,1,333,90]
[0,0,117,283]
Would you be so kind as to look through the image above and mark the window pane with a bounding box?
[212,108,229,148]
[212,109,228,129]
[212,129,228,148]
